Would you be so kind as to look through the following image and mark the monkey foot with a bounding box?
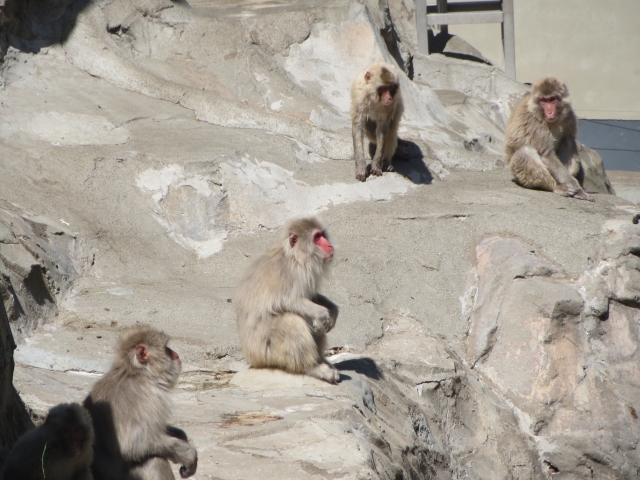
[370,168,383,177]
[555,186,593,202]
[558,188,595,202]
[574,191,595,202]
[355,172,367,182]
[308,362,340,384]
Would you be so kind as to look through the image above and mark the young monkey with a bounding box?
[84,326,197,480]
[234,217,340,384]
[3,402,94,480]
[350,62,404,181]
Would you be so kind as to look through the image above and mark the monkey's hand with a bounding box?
[289,298,336,334]
[178,445,198,478]
[355,166,368,182]
[166,433,197,478]
[312,294,339,333]
[311,307,333,335]
[573,190,595,202]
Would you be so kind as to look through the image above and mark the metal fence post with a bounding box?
[416,0,429,55]
[502,0,516,80]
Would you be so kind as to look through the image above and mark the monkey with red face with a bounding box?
[84,326,197,480]
[504,77,593,201]
[351,62,404,181]
[234,217,340,384]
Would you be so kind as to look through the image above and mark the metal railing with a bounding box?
[415,0,516,79]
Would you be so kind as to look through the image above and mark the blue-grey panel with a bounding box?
[578,120,640,172]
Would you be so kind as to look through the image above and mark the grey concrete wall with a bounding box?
[442,0,640,120]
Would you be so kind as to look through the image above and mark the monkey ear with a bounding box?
[364,71,371,83]
[289,233,298,247]
[136,344,150,365]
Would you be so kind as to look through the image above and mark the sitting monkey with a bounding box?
[504,77,593,201]
[234,217,340,384]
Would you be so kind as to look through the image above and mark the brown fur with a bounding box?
[83,325,197,480]
[504,77,593,201]
[3,403,94,480]
[350,62,404,181]
[234,217,340,384]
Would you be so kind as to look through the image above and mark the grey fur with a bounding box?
[504,77,593,201]
[350,62,404,181]
[83,325,197,480]
[234,217,340,384]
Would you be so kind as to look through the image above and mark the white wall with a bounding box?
[442,0,640,120]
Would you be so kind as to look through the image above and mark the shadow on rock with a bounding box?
[335,357,382,380]
[1,0,186,57]
[1,0,92,56]
[428,31,492,66]
[367,138,433,184]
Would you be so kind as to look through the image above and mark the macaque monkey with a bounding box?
[3,403,94,480]
[83,326,197,480]
[351,62,404,182]
[504,77,593,201]
[234,217,340,384]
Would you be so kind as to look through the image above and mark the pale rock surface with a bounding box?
[465,223,640,478]
[0,0,633,479]
[0,202,94,341]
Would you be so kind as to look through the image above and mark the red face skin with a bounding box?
[166,346,181,366]
[377,85,398,107]
[312,230,333,259]
[539,95,559,122]
[289,230,334,260]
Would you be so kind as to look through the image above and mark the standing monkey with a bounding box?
[351,62,404,181]
[234,217,340,384]
[3,402,94,480]
[83,326,197,480]
[504,77,593,201]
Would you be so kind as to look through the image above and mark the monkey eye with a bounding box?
[313,231,323,241]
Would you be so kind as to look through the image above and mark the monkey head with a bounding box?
[117,325,182,388]
[363,63,399,107]
[377,83,398,107]
[528,77,571,124]
[44,403,93,460]
[285,217,334,266]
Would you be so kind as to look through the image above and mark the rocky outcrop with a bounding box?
[0,0,631,478]
[0,202,93,341]
[465,222,640,478]
[579,143,616,195]
[12,314,546,479]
